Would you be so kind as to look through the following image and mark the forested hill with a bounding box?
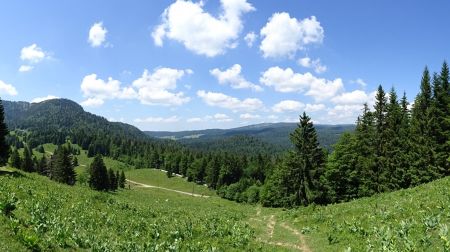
[4,99,147,144]
[146,123,355,152]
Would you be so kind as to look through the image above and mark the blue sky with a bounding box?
[0,0,449,131]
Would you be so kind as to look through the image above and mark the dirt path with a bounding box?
[280,222,311,252]
[126,179,210,198]
[249,206,311,252]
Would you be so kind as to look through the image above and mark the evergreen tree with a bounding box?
[21,145,34,172]
[288,112,326,206]
[50,146,76,185]
[354,103,377,197]
[0,99,9,165]
[385,88,404,190]
[108,168,117,191]
[89,155,109,191]
[119,170,126,189]
[37,145,45,153]
[115,170,120,189]
[325,132,359,202]
[10,148,22,169]
[38,155,48,175]
[410,68,438,184]
[373,85,388,193]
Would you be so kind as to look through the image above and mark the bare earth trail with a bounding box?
[126,179,210,198]
[249,207,311,251]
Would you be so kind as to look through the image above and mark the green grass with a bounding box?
[8,141,450,251]
[280,176,450,251]
[125,169,216,197]
[0,169,267,251]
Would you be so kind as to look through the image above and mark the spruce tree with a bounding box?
[21,146,34,172]
[0,99,9,165]
[38,155,48,176]
[10,148,22,169]
[373,85,388,192]
[108,168,117,191]
[288,112,326,206]
[89,155,109,191]
[385,88,404,190]
[50,146,76,185]
[119,170,126,189]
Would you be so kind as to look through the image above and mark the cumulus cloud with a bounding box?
[88,22,108,47]
[272,100,304,113]
[244,31,257,47]
[331,90,375,105]
[80,68,191,107]
[197,90,263,112]
[305,103,326,112]
[210,64,262,91]
[260,13,324,58]
[0,80,18,96]
[80,97,104,107]
[31,95,59,103]
[132,68,191,106]
[240,113,260,119]
[153,0,254,57]
[298,57,327,74]
[134,116,180,123]
[80,74,137,107]
[18,65,34,72]
[19,44,49,72]
[20,44,47,63]
[260,67,343,101]
[212,113,233,122]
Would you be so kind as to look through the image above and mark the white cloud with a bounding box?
[31,95,59,103]
[240,113,260,119]
[210,64,262,91]
[260,13,324,58]
[260,66,343,100]
[153,0,254,57]
[197,90,263,112]
[331,90,374,105]
[18,65,34,72]
[20,44,47,63]
[80,97,104,107]
[80,74,137,106]
[244,31,257,47]
[351,78,367,88]
[187,117,203,123]
[212,113,233,122]
[305,77,343,101]
[132,68,191,106]
[0,80,18,96]
[80,68,190,107]
[327,104,364,123]
[134,116,180,123]
[272,100,304,113]
[88,22,108,47]
[298,57,327,74]
[305,103,326,112]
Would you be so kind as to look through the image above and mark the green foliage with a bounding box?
[0,171,258,251]
[49,145,76,185]
[89,155,109,191]
[0,99,9,165]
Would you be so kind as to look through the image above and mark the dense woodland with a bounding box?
[2,61,449,208]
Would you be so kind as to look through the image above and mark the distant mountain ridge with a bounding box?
[146,123,355,152]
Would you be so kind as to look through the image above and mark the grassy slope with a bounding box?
[280,176,450,251]
[8,143,450,251]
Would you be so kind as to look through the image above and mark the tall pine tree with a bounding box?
[0,99,9,165]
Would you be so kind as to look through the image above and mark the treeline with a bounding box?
[260,61,450,207]
[10,143,77,185]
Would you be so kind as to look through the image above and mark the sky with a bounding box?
[0,0,449,131]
